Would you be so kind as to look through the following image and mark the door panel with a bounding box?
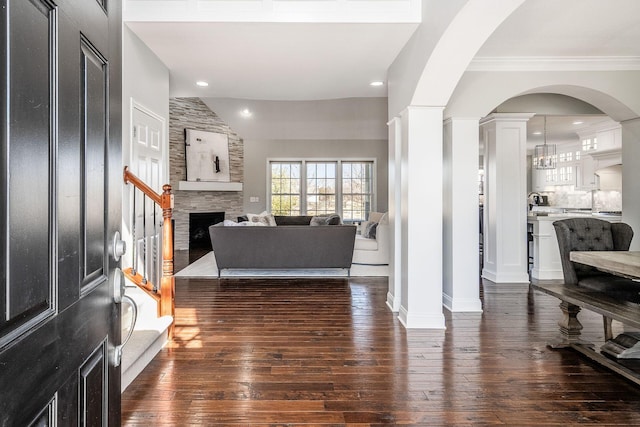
[81,39,108,289]
[1,0,55,347]
[0,0,122,424]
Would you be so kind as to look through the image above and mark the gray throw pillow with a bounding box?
[310,214,342,226]
[363,222,378,239]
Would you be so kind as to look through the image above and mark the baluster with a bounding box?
[131,188,137,276]
[153,202,158,292]
[142,194,147,285]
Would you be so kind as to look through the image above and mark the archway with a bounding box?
[443,78,640,303]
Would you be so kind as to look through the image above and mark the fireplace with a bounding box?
[189,212,225,252]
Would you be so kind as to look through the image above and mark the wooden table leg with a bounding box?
[548,301,594,349]
[603,316,614,341]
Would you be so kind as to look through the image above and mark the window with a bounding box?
[582,138,598,151]
[268,159,375,222]
[306,162,336,215]
[270,162,301,216]
[342,162,373,223]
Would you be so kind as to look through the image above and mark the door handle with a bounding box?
[114,294,138,367]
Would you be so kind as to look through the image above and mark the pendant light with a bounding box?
[534,116,556,169]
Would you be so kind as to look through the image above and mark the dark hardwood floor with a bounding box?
[122,257,640,425]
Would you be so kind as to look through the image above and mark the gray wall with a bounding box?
[122,25,170,263]
[243,139,388,214]
[202,97,390,215]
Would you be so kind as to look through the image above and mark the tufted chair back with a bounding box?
[553,218,633,285]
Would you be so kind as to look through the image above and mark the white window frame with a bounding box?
[267,158,377,221]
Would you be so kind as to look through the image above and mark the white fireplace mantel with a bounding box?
[178,181,243,192]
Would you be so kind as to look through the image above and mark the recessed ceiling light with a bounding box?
[196,81,209,87]
[370,81,384,87]
[572,121,584,125]
[532,131,542,135]
[240,108,253,118]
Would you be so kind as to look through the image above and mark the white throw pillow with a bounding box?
[368,211,385,223]
[246,210,276,226]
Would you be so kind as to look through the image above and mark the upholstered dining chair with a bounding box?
[553,217,635,292]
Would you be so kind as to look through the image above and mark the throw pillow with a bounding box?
[310,216,327,226]
[363,222,378,239]
[368,211,385,224]
[310,214,342,226]
[246,210,276,226]
[325,214,341,225]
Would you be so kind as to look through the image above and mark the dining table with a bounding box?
[569,250,640,280]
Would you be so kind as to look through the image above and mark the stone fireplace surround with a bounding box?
[170,97,244,250]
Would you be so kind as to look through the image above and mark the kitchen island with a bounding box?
[528,213,622,280]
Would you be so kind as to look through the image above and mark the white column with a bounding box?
[480,113,534,289]
[443,118,483,312]
[622,118,640,251]
[399,106,446,329]
[387,117,402,312]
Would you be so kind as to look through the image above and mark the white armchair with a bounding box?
[352,212,389,265]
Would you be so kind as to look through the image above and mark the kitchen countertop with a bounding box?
[527,212,622,221]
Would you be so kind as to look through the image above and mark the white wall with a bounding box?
[445,71,640,121]
[201,97,388,141]
[122,25,170,262]
[387,0,468,117]
[622,119,640,250]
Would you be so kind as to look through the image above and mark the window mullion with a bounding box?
[336,160,343,218]
[301,160,307,215]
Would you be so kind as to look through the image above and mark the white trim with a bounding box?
[129,98,168,184]
[468,56,640,72]
[386,291,400,313]
[481,268,530,284]
[481,280,530,294]
[442,293,483,313]
[124,0,422,23]
[398,306,446,329]
[178,181,242,191]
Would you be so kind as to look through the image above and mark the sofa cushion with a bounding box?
[274,215,313,226]
[354,235,378,251]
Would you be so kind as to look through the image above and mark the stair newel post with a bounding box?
[160,183,175,337]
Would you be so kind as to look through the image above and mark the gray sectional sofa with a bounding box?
[209,221,356,277]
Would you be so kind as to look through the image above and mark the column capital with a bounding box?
[480,112,536,125]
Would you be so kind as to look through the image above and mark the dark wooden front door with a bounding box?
[0,0,122,425]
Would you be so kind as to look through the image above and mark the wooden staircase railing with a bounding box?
[123,166,175,338]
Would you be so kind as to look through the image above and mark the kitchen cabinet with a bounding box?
[595,164,622,191]
[528,213,622,280]
[576,125,622,190]
[595,126,622,153]
[576,154,597,190]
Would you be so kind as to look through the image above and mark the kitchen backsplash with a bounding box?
[539,188,621,212]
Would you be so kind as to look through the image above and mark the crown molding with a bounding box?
[124,0,422,23]
[467,56,640,72]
